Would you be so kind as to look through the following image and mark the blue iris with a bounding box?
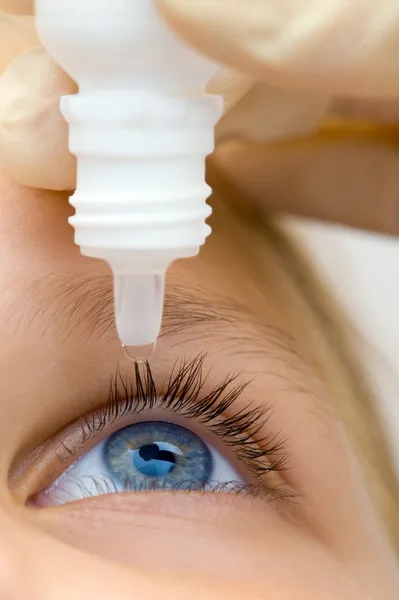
[103,421,213,490]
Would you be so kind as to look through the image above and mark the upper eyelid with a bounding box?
[4,272,328,493]
[88,359,286,475]
[7,270,317,406]
[14,358,292,502]
[79,357,280,456]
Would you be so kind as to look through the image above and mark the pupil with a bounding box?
[139,443,176,465]
[133,443,177,478]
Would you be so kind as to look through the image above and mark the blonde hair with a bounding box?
[208,154,399,557]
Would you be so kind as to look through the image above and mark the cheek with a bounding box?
[21,493,375,597]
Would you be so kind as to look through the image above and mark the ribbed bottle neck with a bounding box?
[64,89,222,263]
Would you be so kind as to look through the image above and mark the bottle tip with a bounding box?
[122,342,156,364]
[113,271,165,350]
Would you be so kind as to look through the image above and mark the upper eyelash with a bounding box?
[77,354,289,489]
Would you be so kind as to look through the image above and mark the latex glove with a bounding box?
[0,0,33,15]
[1,4,399,238]
[209,120,399,236]
[158,0,399,235]
[0,9,329,191]
[0,8,38,73]
[158,0,399,97]
[0,11,77,190]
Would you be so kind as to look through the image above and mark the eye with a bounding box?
[36,420,243,506]
[104,421,216,487]
[28,356,290,507]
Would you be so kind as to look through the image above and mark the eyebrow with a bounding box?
[11,269,306,366]
[8,269,326,437]
[12,270,246,339]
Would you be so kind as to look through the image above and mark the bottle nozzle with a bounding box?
[114,272,165,348]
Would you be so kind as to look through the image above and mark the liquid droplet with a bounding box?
[122,342,156,364]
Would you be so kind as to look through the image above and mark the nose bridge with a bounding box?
[0,508,262,600]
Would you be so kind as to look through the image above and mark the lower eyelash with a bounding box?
[51,474,290,504]
[77,354,290,495]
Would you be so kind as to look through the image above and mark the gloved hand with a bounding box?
[0,9,77,189]
[0,7,329,191]
[0,0,33,15]
[158,0,399,234]
[158,0,399,97]
[1,3,399,235]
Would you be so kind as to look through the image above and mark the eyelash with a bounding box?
[60,354,290,500]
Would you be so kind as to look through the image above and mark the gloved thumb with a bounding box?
[0,9,38,74]
[0,45,77,190]
[157,0,399,97]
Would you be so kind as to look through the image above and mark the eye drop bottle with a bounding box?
[34,0,222,353]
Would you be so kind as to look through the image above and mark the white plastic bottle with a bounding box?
[34,0,222,355]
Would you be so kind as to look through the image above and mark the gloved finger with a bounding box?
[333,98,399,124]
[0,10,39,75]
[209,125,399,236]
[0,1,34,14]
[0,45,77,190]
[158,0,399,97]
[215,80,330,142]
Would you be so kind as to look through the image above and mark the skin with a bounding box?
[0,169,398,599]
[0,3,398,598]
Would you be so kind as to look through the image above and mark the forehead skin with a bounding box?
[0,170,398,599]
